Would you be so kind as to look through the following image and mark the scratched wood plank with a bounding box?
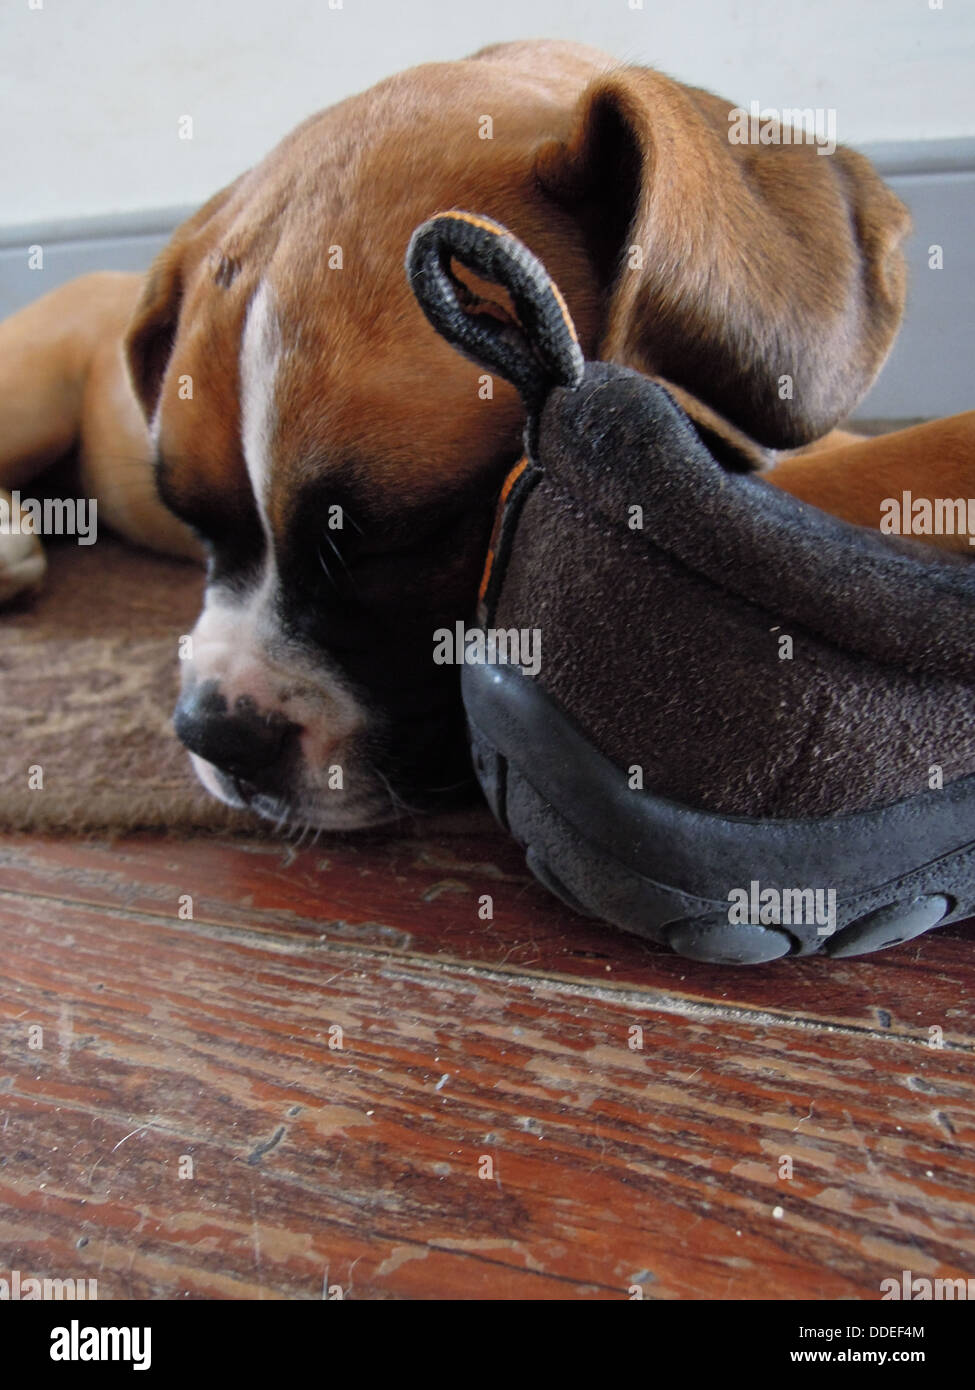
[0,831,972,1041]
[1,878,974,1300]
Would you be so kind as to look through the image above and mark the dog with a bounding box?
[1,40,971,830]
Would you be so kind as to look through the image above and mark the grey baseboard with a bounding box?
[1,140,972,419]
[0,205,194,326]
[853,139,974,420]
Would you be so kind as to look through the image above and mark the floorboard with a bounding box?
[0,826,973,1299]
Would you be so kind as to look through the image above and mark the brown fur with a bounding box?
[0,40,970,603]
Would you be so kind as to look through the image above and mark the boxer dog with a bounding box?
[1,40,970,829]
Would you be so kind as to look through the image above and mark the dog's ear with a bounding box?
[534,71,910,447]
[124,178,243,424]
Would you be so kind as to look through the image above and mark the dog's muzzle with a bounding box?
[173,680,302,798]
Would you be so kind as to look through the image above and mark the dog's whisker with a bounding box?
[370,764,424,825]
[321,530,359,598]
[424,778,472,795]
[317,546,337,589]
[321,530,350,572]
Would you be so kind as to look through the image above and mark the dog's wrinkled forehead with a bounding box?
[231,273,503,555]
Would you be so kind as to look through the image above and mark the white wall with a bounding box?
[2,0,972,229]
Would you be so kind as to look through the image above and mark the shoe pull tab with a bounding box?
[406,211,584,436]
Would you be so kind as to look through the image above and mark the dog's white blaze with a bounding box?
[180,276,382,827]
[239,277,282,537]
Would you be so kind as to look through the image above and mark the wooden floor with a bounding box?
[0,819,973,1300]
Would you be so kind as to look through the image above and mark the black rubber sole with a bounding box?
[463,663,975,964]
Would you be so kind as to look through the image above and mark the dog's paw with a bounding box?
[0,488,47,604]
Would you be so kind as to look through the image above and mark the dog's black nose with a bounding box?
[173,683,300,784]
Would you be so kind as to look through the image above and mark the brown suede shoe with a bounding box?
[407,212,975,964]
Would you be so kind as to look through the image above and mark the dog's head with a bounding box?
[125,40,909,830]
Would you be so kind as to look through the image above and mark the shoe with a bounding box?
[406,212,975,964]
